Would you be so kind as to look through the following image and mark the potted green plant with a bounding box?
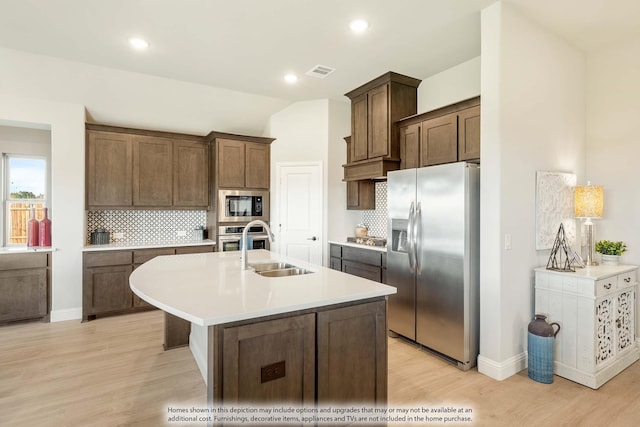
[595,240,627,265]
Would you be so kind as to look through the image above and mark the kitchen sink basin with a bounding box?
[256,267,312,277]
[249,261,313,277]
[248,261,295,272]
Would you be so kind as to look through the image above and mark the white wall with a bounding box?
[417,56,481,113]
[327,100,360,245]
[0,96,86,321]
[586,32,640,331]
[478,2,586,380]
[0,47,289,136]
[586,34,640,265]
[267,99,353,266]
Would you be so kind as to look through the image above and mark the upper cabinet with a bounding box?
[208,133,274,190]
[457,105,481,161]
[397,97,481,169]
[87,130,133,207]
[343,72,421,181]
[173,140,209,207]
[132,135,173,207]
[86,125,209,209]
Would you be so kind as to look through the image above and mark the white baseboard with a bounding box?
[189,331,208,385]
[50,307,82,322]
[477,351,527,381]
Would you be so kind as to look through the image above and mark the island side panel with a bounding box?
[163,312,191,350]
[316,299,388,405]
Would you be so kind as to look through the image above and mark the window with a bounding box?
[3,155,47,246]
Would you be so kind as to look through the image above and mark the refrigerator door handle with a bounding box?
[407,202,415,272]
[415,202,422,274]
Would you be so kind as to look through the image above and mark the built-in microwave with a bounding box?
[218,189,269,223]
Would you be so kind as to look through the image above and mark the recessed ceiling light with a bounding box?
[349,19,369,34]
[128,37,149,50]
[284,73,298,84]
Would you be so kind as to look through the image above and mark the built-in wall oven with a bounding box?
[217,224,270,252]
[218,189,269,223]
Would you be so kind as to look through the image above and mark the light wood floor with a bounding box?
[1,311,639,426]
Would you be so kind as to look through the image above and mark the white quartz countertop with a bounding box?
[535,264,638,280]
[328,240,387,252]
[83,239,216,252]
[0,246,56,255]
[130,249,396,326]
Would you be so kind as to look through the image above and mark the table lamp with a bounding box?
[574,182,604,266]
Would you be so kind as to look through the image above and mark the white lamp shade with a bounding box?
[574,185,604,218]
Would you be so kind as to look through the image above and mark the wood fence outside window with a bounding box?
[8,202,45,244]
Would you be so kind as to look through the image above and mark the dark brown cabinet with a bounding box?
[85,264,134,314]
[317,300,387,404]
[173,140,209,207]
[82,245,214,321]
[343,72,421,181]
[421,113,458,166]
[347,180,375,210]
[400,122,420,170]
[344,136,375,210]
[222,313,316,403]
[86,125,209,209]
[215,138,270,190]
[458,105,481,161]
[329,244,386,283]
[132,135,173,206]
[86,131,133,207]
[351,93,369,162]
[245,142,270,189]
[216,139,245,188]
[0,253,50,324]
[210,298,387,406]
[397,97,481,169]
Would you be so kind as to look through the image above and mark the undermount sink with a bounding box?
[248,261,294,272]
[248,261,313,277]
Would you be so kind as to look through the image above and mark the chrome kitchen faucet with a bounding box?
[241,220,274,270]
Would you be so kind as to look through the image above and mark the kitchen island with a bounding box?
[130,249,395,412]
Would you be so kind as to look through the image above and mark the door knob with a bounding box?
[307,236,317,241]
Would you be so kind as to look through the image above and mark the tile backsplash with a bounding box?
[87,210,207,244]
[361,181,387,238]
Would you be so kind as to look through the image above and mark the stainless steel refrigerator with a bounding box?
[387,162,480,370]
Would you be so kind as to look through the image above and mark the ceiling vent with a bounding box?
[306,65,336,79]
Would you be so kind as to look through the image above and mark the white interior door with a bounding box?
[275,162,322,265]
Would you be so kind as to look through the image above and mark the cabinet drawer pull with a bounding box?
[604,283,612,290]
[624,277,631,283]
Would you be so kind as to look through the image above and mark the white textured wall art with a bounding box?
[536,171,576,250]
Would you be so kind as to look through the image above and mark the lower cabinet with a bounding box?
[317,299,387,404]
[222,313,316,403]
[330,243,386,283]
[0,252,51,324]
[85,264,134,314]
[212,298,387,406]
[83,245,214,321]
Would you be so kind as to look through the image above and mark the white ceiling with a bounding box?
[1,0,639,102]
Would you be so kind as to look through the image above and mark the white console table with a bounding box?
[534,265,639,389]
